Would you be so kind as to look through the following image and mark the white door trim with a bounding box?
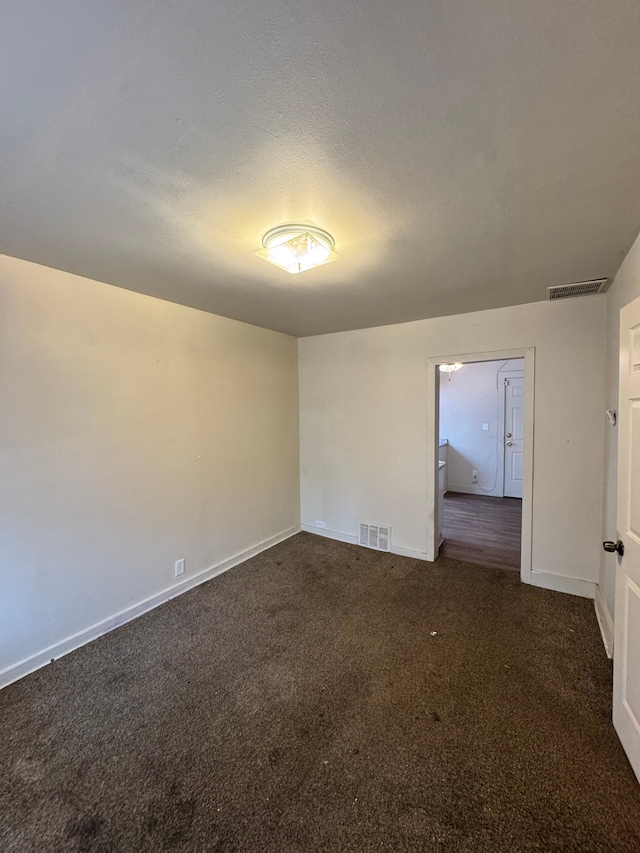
[426,347,535,585]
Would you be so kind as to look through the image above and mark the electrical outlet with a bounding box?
[482,423,489,431]
[472,470,478,484]
[316,520,325,529]
[175,558,185,577]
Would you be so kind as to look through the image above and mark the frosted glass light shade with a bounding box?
[254,225,339,274]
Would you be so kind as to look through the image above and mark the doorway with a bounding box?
[426,348,535,584]
[438,358,523,570]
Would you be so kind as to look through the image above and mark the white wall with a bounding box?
[440,359,523,496]
[299,297,605,594]
[0,255,300,686]
[599,232,640,638]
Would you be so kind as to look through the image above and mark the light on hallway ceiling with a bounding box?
[439,363,463,380]
[254,224,339,274]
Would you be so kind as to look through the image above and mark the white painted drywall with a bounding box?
[439,359,523,496]
[599,231,640,632]
[0,255,300,683]
[299,298,605,589]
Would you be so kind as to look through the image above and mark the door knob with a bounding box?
[603,539,624,556]
[506,441,512,446]
[506,433,512,438]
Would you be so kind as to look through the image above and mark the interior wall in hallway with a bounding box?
[439,358,523,496]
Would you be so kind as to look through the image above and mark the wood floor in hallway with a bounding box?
[439,491,522,571]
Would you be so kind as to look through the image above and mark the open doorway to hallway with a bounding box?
[437,358,524,571]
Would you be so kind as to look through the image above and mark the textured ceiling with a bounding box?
[2,1,640,336]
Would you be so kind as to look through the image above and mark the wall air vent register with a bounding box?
[359,523,391,551]
[547,279,609,300]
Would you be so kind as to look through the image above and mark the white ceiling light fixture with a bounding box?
[254,224,340,274]
[439,362,463,380]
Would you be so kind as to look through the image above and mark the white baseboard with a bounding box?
[0,525,300,691]
[594,584,614,659]
[446,484,502,497]
[301,523,358,544]
[390,544,428,561]
[530,570,595,600]
[301,524,427,560]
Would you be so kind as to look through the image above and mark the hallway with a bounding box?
[439,492,522,571]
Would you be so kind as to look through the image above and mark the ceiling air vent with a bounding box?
[547,278,609,300]
[359,523,391,552]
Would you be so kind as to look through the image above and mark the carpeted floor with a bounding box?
[2,532,640,852]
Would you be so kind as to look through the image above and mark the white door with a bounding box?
[503,376,525,498]
[613,295,640,782]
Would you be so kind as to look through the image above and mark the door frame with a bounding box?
[426,347,535,584]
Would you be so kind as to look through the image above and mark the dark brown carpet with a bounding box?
[1,532,639,852]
